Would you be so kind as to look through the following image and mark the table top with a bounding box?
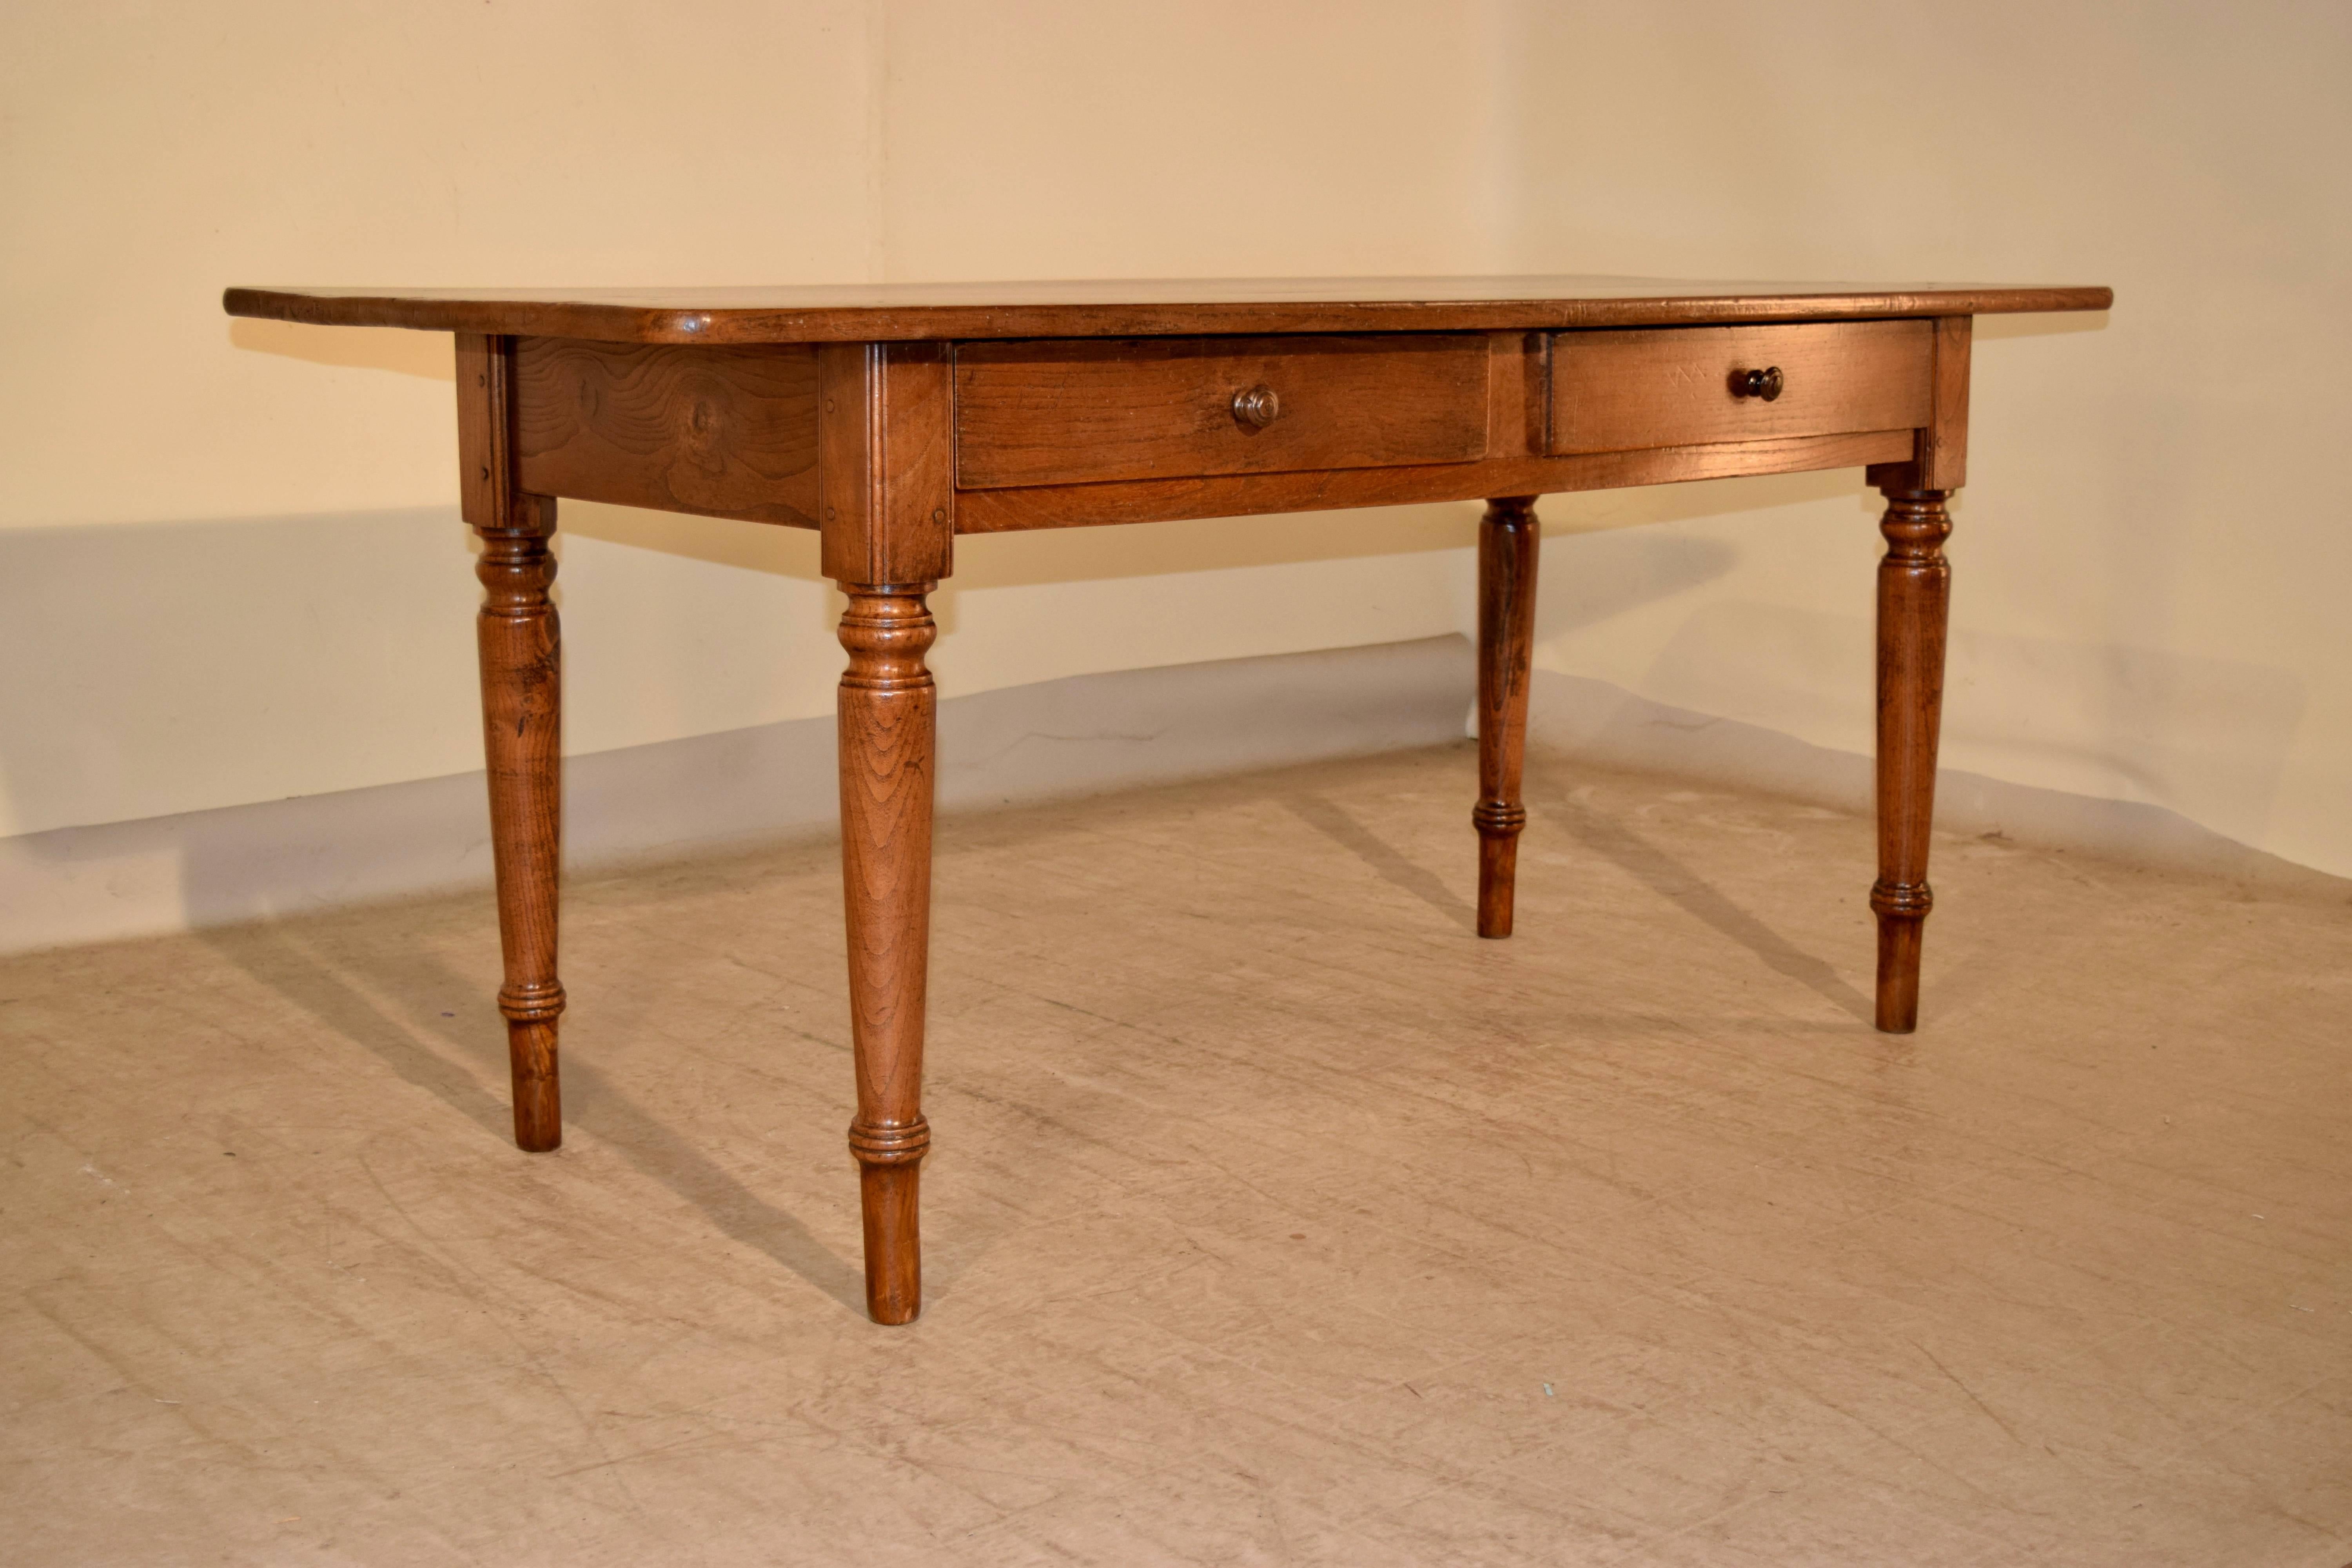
[223,274,2112,345]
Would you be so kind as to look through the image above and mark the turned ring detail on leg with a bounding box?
[847,1117,933,1167]
[1868,880,1933,922]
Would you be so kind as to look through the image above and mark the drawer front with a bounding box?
[1548,320,1933,456]
[955,334,1490,489]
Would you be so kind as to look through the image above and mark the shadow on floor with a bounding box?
[198,919,870,1316]
[1282,792,1479,932]
[1536,780,1877,1025]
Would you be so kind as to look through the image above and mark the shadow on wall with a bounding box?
[1528,513,1745,644]
[1521,446,2310,859]
[557,494,1500,591]
[0,510,488,838]
[1639,598,2309,846]
[228,318,460,380]
[0,465,1881,849]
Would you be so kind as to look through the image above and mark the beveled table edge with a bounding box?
[223,282,2114,346]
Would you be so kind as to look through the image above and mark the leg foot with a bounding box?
[849,1120,929,1324]
[1869,880,1931,1033]
[1475,497,1540,939]
[500,984,565,1152]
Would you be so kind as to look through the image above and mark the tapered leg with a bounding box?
[837,585,938,1325]
[1872,486,1953,1033]
[1474,497,1541,938]
[475,505,565,1149]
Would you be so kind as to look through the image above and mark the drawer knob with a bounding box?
[1231,384,1281,429]
[1733,366,1785,402]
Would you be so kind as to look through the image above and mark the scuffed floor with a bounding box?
[4,743,2348,1566]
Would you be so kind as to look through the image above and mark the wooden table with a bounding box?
[224,277,2111,1323]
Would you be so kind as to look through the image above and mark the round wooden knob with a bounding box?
[1733,366,1785,402]
[1231,384,1281,429]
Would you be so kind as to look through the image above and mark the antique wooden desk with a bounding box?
[224,277,2111,1323]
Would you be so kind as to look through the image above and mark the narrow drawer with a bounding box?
[1548,320,1933,455]
[954,334,1490,489]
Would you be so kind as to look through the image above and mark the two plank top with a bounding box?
[223,275,2112,345]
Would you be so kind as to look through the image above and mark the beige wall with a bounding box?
[4,2,2347,877]
[1497,2,2350,876]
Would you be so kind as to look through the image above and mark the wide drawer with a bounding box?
[1548,319,1933,455]
[954,334,1490,489]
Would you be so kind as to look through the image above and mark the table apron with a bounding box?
[496,327,1946,535]
[951,429,1918,533]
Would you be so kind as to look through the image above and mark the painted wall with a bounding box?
[1498,2,2350,877]
[3,2,2346,877]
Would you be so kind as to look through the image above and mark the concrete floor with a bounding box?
[4,743,2348,1566]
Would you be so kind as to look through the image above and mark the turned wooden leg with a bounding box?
[475,505,565,1149]
[837,585,937,1324]
[1474,496,1540,939]
[1872,486,1953,1033]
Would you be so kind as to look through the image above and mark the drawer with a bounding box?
[1548,320,1933,456]
[954,334,1490,489]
